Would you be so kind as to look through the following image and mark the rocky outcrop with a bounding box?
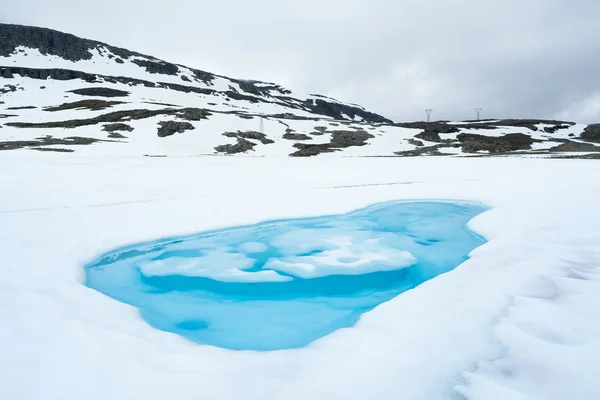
[223,131,274,145]
[0,23,160,67]
[0,135,104,151]
[131,59,179,76]
[102,123,134,132]
[214,138,256,154]
[283,132,312,141]
[549,141,600,152]
[289,143,337,157]
[290,130,374,157]
[177,108,211,121]
[303,99,392,124]
[157,121,195,137]
[457,133,538,153]
[7,107,211,129]
[44,99,123,112]
[580,124,600,143]
[330,130,374,147]
[408,138,425,147]
[70,87,130,97]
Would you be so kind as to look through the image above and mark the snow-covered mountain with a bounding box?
[1,23,599,158]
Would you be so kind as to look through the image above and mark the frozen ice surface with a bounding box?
[84,201,487,350]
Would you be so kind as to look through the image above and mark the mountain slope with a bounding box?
[1,23,599,158]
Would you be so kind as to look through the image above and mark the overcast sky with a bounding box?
[3,0,600,122]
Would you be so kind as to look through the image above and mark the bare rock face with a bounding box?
[44,99,123,112]
[223,131,274,145]
[290,130,374,157]
[581,124,600,143]
[102,123,134,133]
[214,138,256,154]
[157,121,195,137]
[408,138,425,147]
[282,132,312,141]
[549,141,600,152]
[457,133,538,153]
[70,87,130,98]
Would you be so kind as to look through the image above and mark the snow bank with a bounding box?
[0,154,599,399]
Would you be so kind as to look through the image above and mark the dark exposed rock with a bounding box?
[6,106,36,110]
[214,138,256,154]
[408,138,425,147]
[289,143,337,157]
[70,87,130,97]
[235,80,264,96]
[411,124,460,144]
[283,132,312,141]
[2,69,13,78]
[492,119,572,131]
[7,107,210,129]
[330,130,374,147]
[31,147,75,153]
[223,131,274,145]
[580,124,600,143]
[157,121,195,137]
[395,145,444,157]
[396,119,575,133]
[0,135,105,151]
[1,66,100,82]
[143,101,178,107]
[44,99,123,112]
[190,69,215,85]
[457,133,539,153]
[177,108,210,121]
[180,75,191,82]
[414,131,442,143]
[0,23,153,63]
[115,58,124,64]
[131,59,179,75]
[303,99,391,124]
[314,126,328,132]
[543,124,570,134]
[1,84,18,94]
[102,123,133,132]
[549,141,600,152]
[107,132,127,139]
[290,130,374,156]
[236,80,292,97]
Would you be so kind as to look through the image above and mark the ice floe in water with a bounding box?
[84,201,487,350]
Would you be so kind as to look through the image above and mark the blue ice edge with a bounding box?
[84,200,488,351]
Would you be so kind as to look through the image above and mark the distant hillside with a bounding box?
[1,23,599,158]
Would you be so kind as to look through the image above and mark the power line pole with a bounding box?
[425,109,433,122]
[475,108,482,121]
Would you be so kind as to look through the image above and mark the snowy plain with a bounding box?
[1,152,599,400]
